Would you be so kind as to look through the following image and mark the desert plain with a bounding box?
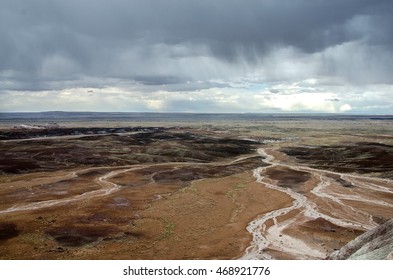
[0,113,392,259]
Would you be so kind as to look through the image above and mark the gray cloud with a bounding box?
[1,0,393,112]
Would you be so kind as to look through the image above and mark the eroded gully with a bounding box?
[241,148,393,260]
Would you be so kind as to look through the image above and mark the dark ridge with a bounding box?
[281,142,393,177]
[0,126,165,140]
[0,130,259,174]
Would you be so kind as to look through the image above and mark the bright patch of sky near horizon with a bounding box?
[1,0,393,114]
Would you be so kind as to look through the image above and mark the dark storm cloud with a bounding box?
[0,0,393,91]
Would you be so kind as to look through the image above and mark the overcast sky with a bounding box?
[1,0,393,113]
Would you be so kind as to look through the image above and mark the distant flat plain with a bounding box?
[0,113,392,259]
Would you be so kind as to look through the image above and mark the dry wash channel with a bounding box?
[0,128,280,259]
[242,147,393,259]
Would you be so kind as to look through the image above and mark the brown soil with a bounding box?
[283,217,365,254]
[264,166,311,192]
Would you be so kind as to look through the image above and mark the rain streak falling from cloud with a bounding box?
[1,0,393,113]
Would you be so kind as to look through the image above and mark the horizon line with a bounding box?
[1,111,393,116]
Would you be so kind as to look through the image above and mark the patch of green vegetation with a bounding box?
[234,183,245,189]
[20,232,47,246]
[0,176,10,183]
[189,184,198,193]
[226,190,236,198]
[157,219,176,241]
[183,181,198,193]
[226,182,246,199]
